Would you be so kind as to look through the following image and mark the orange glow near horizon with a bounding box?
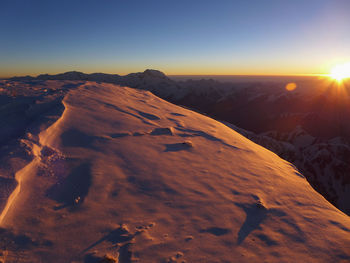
[0,69,332,79]
[0,62,346,79]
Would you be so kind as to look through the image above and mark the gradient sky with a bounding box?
[1,0,350,77]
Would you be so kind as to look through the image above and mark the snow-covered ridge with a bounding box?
[8,70,350,215]
[0,81,349,262]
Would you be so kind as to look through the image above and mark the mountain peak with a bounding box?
[143,69,167,78]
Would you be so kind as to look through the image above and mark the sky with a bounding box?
[1,0,350,77]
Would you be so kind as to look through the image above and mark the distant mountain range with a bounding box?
[9,70,350,215]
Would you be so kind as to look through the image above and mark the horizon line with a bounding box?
[168,73,328,77]
[0,71,330,79]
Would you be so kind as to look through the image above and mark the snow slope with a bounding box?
[0,81,349,262]
[11,70,350,215]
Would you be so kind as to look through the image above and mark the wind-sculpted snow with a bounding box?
[0,80,70,216]
[0,80,349,262]
[8,71,350,214]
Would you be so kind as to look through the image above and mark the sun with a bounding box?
[329,62,350,82]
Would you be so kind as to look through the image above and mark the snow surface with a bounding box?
[0,81,349,262]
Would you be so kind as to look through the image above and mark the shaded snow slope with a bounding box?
[0,81,349,262]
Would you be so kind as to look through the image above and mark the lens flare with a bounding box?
[285,82,297,91]
[329,62,350,82]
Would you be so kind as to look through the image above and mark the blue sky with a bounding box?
[1,0,350,76]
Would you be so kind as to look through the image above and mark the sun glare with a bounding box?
[329,62,350,82]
